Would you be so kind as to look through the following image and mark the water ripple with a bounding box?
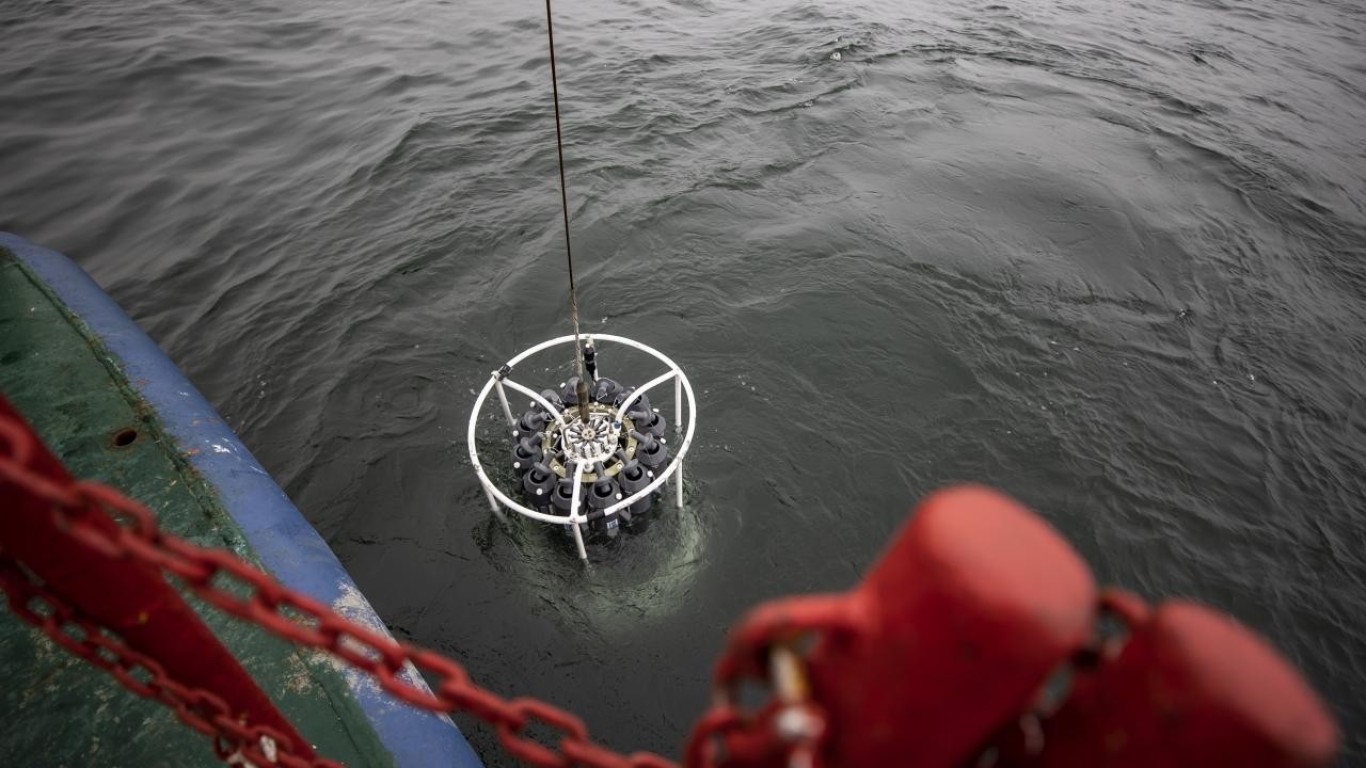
[2,0,1364,761]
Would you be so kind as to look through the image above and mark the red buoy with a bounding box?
[695,486,1098,766]
[1016,597,1339,767]
[688,486,1339,768]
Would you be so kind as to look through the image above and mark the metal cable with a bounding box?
[544,0,591,420]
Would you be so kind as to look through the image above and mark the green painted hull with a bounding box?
[0,241,465,766]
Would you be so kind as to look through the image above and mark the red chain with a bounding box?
[0,411,679,768]
[0,557,316,767]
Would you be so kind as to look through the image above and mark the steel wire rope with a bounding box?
[544,0,591,419]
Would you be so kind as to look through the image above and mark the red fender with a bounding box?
[1022,597,1338,767]
[694,486,1098,767]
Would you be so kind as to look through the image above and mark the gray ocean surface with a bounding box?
[2,0,1365,763]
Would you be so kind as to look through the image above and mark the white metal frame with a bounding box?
[467,334,697,559]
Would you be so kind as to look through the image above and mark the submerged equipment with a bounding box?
[468,335,697,559]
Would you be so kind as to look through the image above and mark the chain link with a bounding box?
[0,556,322,767]
[0,410,680,768]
